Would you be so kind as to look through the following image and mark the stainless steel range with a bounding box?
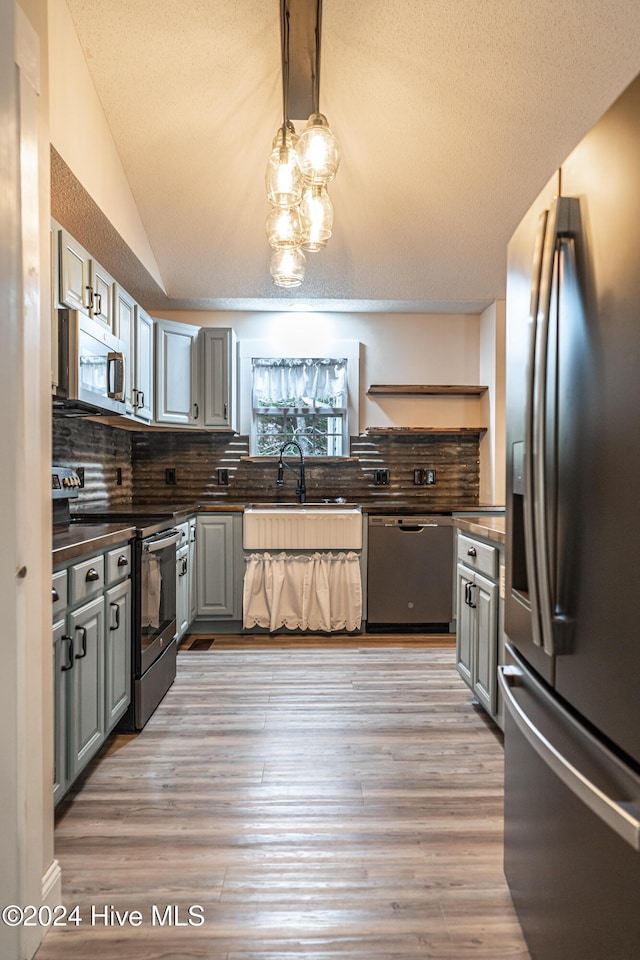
[53,469,180,730]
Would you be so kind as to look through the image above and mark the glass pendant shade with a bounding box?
[266,204,303,248]
[300,184,333,251]
[270,247,306,287]
[296,113,340,184]
[265,127,303,206]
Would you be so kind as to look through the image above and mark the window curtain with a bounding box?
[252,358,347,411]
[243,551,362,632]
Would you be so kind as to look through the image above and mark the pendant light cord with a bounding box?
[313,0,322,115]
[280,0,291,140]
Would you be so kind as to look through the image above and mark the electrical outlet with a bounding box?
[116,467,122,486]
[217,468,229,486]
[374,468,390,486]
[76,467,84,488]
[413,469,424,485]
[424,469,436,485]
[165,468,177,485]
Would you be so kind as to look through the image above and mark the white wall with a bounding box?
[2,4,57,959]
[155,309,488,433]
[479,300,506,505]
[47,0,164,290]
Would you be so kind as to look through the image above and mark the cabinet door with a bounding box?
[455,564,474,688]
[59,228,91,313]
[155,318,201,425]
[472,571,498,715]
[188,519,197,622]
[89,259,116,331]
[53,619,70,805]
[197,516,235,617]
[68,595,105,780]
[176,545,190,641]
[202,328,236,428]
[113,284,135,414]
[105,579,131,731]
[133,306,154,422]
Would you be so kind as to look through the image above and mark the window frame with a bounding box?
[239,337,361,457]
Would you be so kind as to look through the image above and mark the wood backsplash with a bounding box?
[52,419,481,508]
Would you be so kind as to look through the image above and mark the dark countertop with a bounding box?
[454,515,506,544]
[54,501,505,561]
[53,523,135,566]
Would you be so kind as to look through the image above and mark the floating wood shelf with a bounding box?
[364,427,487,436]
[367,384,488,397]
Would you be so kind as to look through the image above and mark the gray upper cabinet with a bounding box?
[58,227,116,331]
[202,328,238,429]
[113,283,136,415]
[133,305,154,422]
[58,228,91,315]
[154,318,201,426]
[90,259,116,331]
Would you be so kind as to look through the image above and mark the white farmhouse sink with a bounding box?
[243,504,363,550]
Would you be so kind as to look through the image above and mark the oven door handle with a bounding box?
[143,530,181,552]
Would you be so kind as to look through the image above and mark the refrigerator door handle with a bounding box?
[499,663,640,852]
[523,209,548,649]
[533,196,580,655]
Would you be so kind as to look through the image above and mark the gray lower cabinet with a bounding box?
[53,540,132,805]
[68,595,106,781]
[105,579,132,729]
[52,619,69,806]
[188,517,197,623]
[196,514,242,620]
[176,543,190,641]
[455,531,500,721]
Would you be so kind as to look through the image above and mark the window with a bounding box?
[251,358,348,457]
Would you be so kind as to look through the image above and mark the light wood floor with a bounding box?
[37,636,530,959]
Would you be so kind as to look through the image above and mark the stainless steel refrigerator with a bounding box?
[503,71,640,959]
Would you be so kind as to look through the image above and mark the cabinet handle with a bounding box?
[85,568,100,582]
[117,554,128,567]
[468,583,477,609]
[194,402,199,420]
[110,601,120,630]
[138,390,144,409]
[61,634,74,671]
[467,547,477,557]
[52,586,60,602]
[75,626,87,659]
[85,285,94,310]
[95,291,102,316]
[223,402,228,420]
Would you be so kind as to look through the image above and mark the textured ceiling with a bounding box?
[62,0,640,312]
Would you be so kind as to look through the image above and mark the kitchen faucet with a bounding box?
[276,441,306,503]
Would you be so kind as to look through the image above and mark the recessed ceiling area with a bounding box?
[59,0,640,312]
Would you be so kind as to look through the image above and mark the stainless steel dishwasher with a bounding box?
[366,515,454,627]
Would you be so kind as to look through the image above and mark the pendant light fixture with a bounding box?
[266,0,340,287]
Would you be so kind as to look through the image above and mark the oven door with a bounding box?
[140,528,180,673]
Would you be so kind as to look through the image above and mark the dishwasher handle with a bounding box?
[398,524,437,532]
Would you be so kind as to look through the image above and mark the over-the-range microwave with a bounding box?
[53,310,126,416]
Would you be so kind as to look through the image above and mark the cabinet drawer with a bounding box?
[52,569,68,619]
[69,554,105,605]
[457,533,497,579]
[176,521,189,547]
[106,543,131,584]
